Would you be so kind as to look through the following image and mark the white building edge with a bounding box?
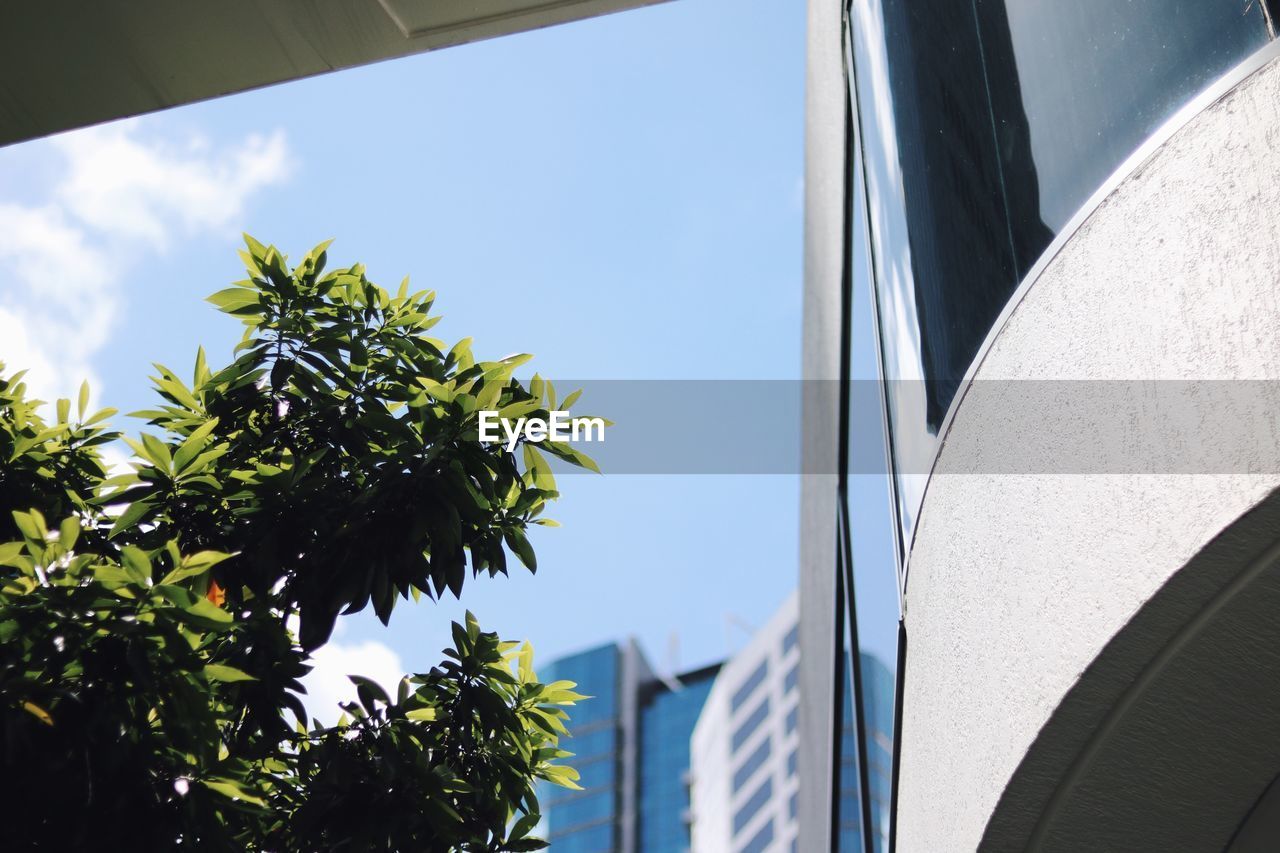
[691,592,800,853]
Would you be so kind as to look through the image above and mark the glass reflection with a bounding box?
[841,76,901,853]
[847,0,1275,551]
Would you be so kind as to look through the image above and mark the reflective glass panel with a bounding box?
[847,0,1275,548]
[637,669,717,853]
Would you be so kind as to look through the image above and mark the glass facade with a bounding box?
[637,666,718,853]
[860,654,894,851]
[541,642,718,852]
[542,643,622,852]
[845,0,1278,549]
[830,5,1280,851]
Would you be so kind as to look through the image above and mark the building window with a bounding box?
[731,697,770,753]
[732,777,773,836]
[732,736,772,793]
[552,819,615,853]
[731,660,769,713]
[739,818,775,853]
[783,662,799,695]
[782,623,799,654]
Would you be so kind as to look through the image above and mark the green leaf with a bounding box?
[545,441,601,474]
[173,418,220,472]
[108,498,155,540]
[206,287,262,313]
[200,778,266,807]
[83,407,117,427]
[120,546,152,584]
[349,674,390,709]
[12,511,45,543]
[140,433,173,471]
[510,813,541,840]
[159,550,232,585]
[0,542,25,566]
[523,445,556,492]
[204,664,257,683]
[540,764,582,790]
[77,380,90,420]
[183,596,233,625]
[504,527,537,572]
[499,398,542,421]
[58,517,80,550]
[403,707,438,722]
[243,233,270,263]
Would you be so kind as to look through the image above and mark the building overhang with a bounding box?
[0,0,668,148]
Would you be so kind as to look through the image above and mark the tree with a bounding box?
[0,237,596,850]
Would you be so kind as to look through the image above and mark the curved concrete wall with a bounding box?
[895,54,1280,851]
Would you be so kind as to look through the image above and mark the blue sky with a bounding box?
[0,0,823,712]
[0,0,901,715]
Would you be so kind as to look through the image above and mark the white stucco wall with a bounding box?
[896,53,1280,852]
[690,593,800,853]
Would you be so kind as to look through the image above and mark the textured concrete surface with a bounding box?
[896,53,1280,852]
[798,0,845,848]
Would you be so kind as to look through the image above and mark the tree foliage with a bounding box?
[0,237,594,850]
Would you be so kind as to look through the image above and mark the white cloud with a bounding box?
[301,635,406,726]
[0,120,291,404]
[98,443,135,479]
[52,123,290,248]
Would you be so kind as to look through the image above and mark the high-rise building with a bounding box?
[690,593,893,853]
[688,595,799,853]
[803,0,1280,849]
[538,640,719,853]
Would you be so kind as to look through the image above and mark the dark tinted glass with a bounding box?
[847,0,1275,545]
